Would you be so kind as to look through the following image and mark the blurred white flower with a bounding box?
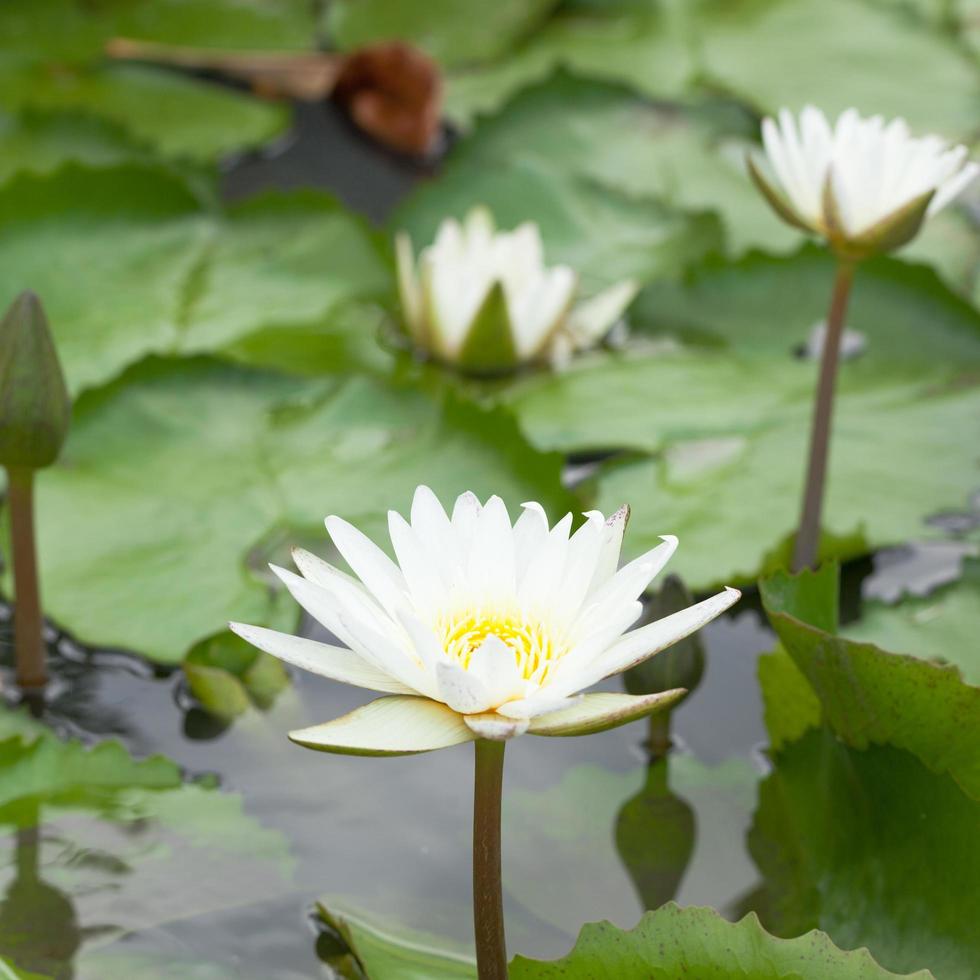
[395,207,638,372]
[749,106,979,257]
[231,486,738,752]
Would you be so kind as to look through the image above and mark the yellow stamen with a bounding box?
[437,609,565,684]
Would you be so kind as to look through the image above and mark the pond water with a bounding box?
[0,102,969,980]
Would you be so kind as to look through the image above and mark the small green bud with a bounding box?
[0,291,70,470]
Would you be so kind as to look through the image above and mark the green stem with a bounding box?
[792,261,856,573]
[7,467,47,691]
[473,739,507,980]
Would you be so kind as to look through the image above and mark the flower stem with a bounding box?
[792,261,856,573]
[6,467,47,691]
[473,738,507,980]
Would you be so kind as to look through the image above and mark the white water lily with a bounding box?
[395,208,638,373]
[230,487,739,752]
[749,106,979,258]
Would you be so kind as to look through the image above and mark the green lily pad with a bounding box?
[594,375,980,587]
[635,246,980,369]
[0,63,287,163]
[19,358,570,664]
[179,189,390,357]
[748,731,977,980]
[395,157,723,295]
[0,110,144,185]
[443,3,696,126]
[0,164,211,396]
[183,630,290,719]
[509,901,929,978]
[844,558,980,685]
[0,168,392,396]
[696,0,980,139]
[325,0,559,67]
[759,564,980,801]
[317,900,477,980]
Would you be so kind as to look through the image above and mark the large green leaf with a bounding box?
[696,0,980,139]
[317,900,477,980]
[759,565,980,800]
[325,0,559,67]
[18,358,570,663]
[0,169,392,396]
[0,165,211,396]
[0,63,287,162]
[179,189,390,356]
[443,2,697,125]
[594,376,980,586]
[509,901,929,978]
[0,110,143,185]
[749,732,978,980]
[844,558,980,684]
[395,157,723,295]
[635,246,980,369]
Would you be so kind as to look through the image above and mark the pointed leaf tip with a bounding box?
[0,290,70,470]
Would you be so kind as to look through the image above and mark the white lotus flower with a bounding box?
[395,208,638,373]
[749,106,979,258]
[230,487,739,752]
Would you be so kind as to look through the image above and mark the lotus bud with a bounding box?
[0,291,70,471]
[395,207,638,373]
[748,106,979,261]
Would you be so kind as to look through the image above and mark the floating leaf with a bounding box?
[760,564,980,800]
[317,899,477,980]
[19,358,570,663]
[594,376,980,587]
[696,0,979,139]
[844,558,980,685]
[749,732,977,980]
[325,0,559,67]
[509,901,928,978]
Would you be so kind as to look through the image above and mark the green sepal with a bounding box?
[0,291,70,470]
[456,282,519,374]
[847,188,936,257]
[746,154,815,234]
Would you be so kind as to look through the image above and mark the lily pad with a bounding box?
[325,0,559,67]
[509,901,929,978]
[845,558,980,684]
[395,157,723,295]
[749,731,978,980]
[696,0,980,139]
[20,358,570,664]
[317,899,477,980]
[0,164,211,396]
[759,565,980,800]
[0,110,143,185]
[594,376,980,587]
[0,168,392,396]
[443,3,696,126]
[635,246,980,369]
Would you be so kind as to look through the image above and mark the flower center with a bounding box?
[438,609,563,684]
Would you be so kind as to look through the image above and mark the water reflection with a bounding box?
[615,757,696,911]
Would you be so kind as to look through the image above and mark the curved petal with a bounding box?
[565,278,639,347]
[395,231,423,342]
[229,622,414,695]
[289,696,473,756]
[592,587,741,683]
[463,713,529,741]
[436,661,493,714]
[528,691,686,737]
[324,516,409,620]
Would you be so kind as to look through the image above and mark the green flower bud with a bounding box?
[0,291,70,470]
